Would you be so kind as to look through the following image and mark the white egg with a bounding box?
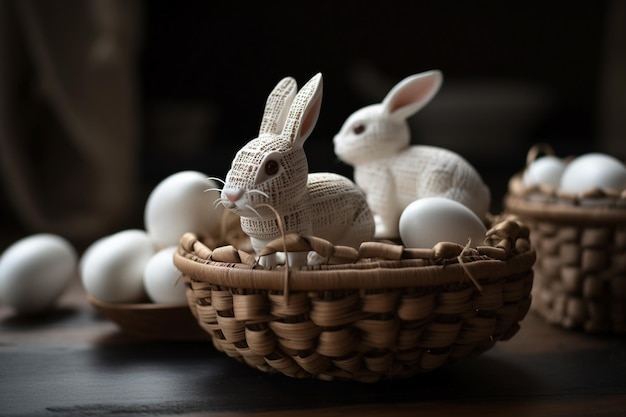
[399,197,487,249]
[560,153,626,194]
[522,155,565,188]
[144,170,224,248]
[80,229,155,303]
[143,246,187,305]
[0,234,77,315]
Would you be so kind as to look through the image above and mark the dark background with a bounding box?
[139,0,609,180]
[1,0,622,251]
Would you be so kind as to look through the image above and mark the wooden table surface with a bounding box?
[1,276,625,417]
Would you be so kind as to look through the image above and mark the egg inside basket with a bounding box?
[174,216,535,382]
[505,144,626,334]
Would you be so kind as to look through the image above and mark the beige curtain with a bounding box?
[0,0,142,245]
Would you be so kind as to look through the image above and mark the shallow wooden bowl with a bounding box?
[87,294,208,341]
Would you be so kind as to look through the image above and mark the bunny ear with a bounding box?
[281,73,323,147]
[259,77,298,135]
[382,70,443,121]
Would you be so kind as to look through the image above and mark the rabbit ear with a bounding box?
[382,70,443,120]
[281,73,323,147]
[259,77,298,135]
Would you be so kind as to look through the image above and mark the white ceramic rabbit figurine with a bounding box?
[333,70,491,239]
[218,73,375,266]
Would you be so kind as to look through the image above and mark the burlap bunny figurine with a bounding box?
[218,73,375,266]
[333,70,491,239]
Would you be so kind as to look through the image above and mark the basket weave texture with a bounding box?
[505,171,626,334]
[174,217,535,382]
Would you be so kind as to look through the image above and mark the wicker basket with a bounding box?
[504,146,626,334]
[174,217,535,382]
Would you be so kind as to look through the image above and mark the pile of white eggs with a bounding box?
[0,170,224,315]
[522,152,626,194]
[81,170,223,305]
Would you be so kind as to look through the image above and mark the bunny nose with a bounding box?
[224,189,244,202]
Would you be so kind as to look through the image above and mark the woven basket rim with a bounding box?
[174,228,536,292]
[505,174,626,224]
[175,252,535,292]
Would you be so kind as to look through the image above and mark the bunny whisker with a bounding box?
[245,204,265,220]
[204,187,223,193]
[206,177,226,186]
[213,197,228,208]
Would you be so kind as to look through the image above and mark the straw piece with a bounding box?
[269,292,310,317]
[260,233,311,255]
[359,241,405,260]
[456,316,496,345]
[418,320,463,349]
[332,352,362,374]
[212,246,241,263]
[397,292,436,321]
[432,242,465,260]
[328,245,359,263]
[355,317,400,349]
[179,232,198,252]
[434,286,474,315]
[245,325,276,356]
[233,293,270,321]
[476,246,507,260]
[486,219,520,241]
[264,352,304,377]
[238,250,257,265]
[402,247,437,260]
[310,293,363,327]
[525,142,555,166]
[293,351,332,375]
[317,328,358,357]
[303,235,336,258]
[360,290,401,313]
[269,320,320,351]
[216,314,245,342]
[363,351,394,373]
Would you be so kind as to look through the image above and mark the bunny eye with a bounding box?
[264,159,280,176]
[352,124,366,135]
